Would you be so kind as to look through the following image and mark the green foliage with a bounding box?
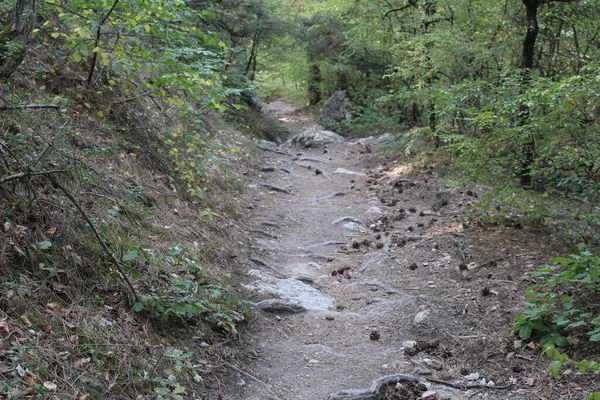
[134,246,244,330]
[512,249,600,346]
[541,344,600,398]
[144,347,206,400]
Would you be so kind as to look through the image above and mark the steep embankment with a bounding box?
[222,104,597,400]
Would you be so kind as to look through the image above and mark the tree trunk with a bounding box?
[0,0,37,80]
[245,30,260,81]
[307,63,322,105]
[518,0,539,188]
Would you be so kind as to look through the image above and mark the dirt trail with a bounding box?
[228,105,580,400]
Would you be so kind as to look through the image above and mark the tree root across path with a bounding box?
[425,377,513,390]
[326,374,420,400]
[326,374,512,400]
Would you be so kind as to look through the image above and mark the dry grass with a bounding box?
[0,77,261,398]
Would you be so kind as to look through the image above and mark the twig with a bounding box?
[47,176,139,302]
[425,377,512,390]
[111,90,157,104]
[224,363,282,400]
[258,182,292,194]
[256,145,290,156]
[298,241,346,250]
[0,104,60,111]
[248,229,278,239]
[248,258,286,278]
[0,169,66,184]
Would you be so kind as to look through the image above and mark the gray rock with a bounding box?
[332,216,363,225]
[366,206,383,216]
[320,90,355,128]
[343,222,364,232]
[244,269,334,310]
[255,299,306,313]
[284,130,344,149]
[413,310,432,325]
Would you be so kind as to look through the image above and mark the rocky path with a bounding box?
[231,104,552,400]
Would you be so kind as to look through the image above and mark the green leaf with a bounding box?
[589,333,600,342]
[154,387,171,395]
[173,386,185,394]
[548,360,562,376]
[169,246,183,256]
[133,302,145,312]
[37,241,52,250]
[123,249,139,262]
[519,324,532,340]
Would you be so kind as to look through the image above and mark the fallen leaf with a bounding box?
[47,227,57,235]
[43,381,57,391]
[44,325,52,334]
[525,377,537,386]
[0,320,9,334]
[23,372,36,386]
[45,303,62,314]
[15,225,28,238]
[74,358,91,367]
[20,315,32,328]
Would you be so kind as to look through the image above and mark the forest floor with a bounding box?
[223,103,599,400]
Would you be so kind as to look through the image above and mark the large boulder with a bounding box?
[283,129,344,149]
[320,90,354,128]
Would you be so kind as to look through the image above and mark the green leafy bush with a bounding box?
[134,246,244,331]
[512,249,600,346]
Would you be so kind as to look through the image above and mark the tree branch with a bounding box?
[47,176,140,302]
[383,0,418,20]
[0,103,60,111]
[87,0,119,86]
[0,169,66,184]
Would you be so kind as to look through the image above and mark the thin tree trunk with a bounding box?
[519,0,539,188]
[307,63,322,105]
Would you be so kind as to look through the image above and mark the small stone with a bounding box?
[325,316,335,321]
[366,206,383,215]
[413,310,432,325]
[402,340,417,349]
[422,358,443,370]
[464,372,480,381]
[343,222,364,232]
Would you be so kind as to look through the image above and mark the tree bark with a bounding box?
[307,63,322,105]
[518,0,539,188]
[518,0,574,187]
[0,0,37,80]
